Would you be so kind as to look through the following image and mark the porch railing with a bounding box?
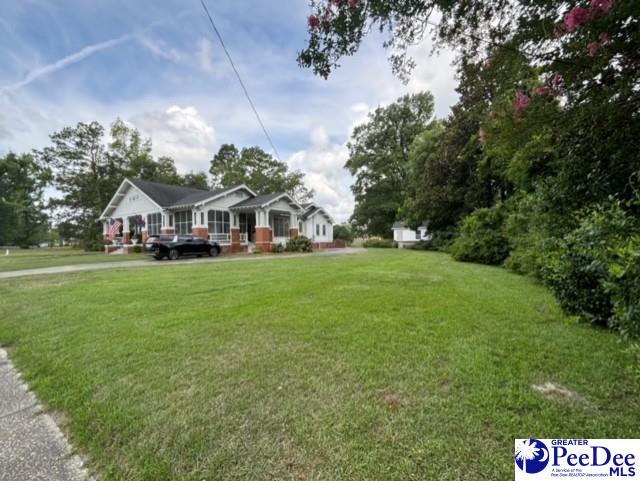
[209,232,250,244]
[209,233,231,244]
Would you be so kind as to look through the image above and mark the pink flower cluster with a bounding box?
[587,32,612,56]
[512,73,564,116]
[562,0,615,33]
[514,92,530,112]
[478,128,488,143]
[308,0,360,30]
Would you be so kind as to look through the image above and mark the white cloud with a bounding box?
[289,129,353,223]
[0,33,135,95]
[129,105,215,173]
[138,36,181,62]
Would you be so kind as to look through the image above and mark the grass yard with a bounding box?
[0,249,638,480]
[0,247,147,272]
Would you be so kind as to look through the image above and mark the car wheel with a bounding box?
[209,247,219,257]
[169,248,179,260]
[153,254,163,261]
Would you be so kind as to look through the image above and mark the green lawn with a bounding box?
[0,250,638,480]
[0,247,147,272]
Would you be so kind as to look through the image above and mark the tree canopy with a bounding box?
[346,92,435,236]
[210,144,313,202]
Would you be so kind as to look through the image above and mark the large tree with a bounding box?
[346,92,435,236]
[39,121,121,246]
[0,152,50,247]
[210,144,312,202]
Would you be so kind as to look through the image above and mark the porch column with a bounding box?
[161,211,174,234]
[122,217,130,244]
[191,208,208,239]
[289,212,299,238]
[102,220,109,239]
[255,208,272,252]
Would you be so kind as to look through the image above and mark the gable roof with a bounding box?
[301,206,334,223]
[128,178,209,207]
[229,192,301,211]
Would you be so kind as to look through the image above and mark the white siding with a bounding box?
[110,184,159,218]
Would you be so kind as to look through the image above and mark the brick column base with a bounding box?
[141,230,149,243]
[161,228,175,234]
[231,227,242,253]
[192,227,209,239]
[123,232,131,244]
[255,227,272,252]
[289,228,299,238]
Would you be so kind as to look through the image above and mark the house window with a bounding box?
[208,210,230,234]
[322,224,326,236]
[316,224,320,236]
[147,213,162,236]
[200,212,204,225]
[272,215,289,237]
[174,210,192,235]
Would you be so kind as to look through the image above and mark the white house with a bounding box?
[99,178,336,253]
[392,221,431,248]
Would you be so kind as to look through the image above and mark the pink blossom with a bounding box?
[349,0,360,7]
[533,86,551,96]
[564,6,590,32]
[478,128,487,143]
[551,73,564,90]
[590,0,614,13]
[587,41,601,56]
[308,15,320,29]
[514,92,530,112]
[489,111,497,119]
[599,32,612,44]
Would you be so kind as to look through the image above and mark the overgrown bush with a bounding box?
[410,230,456,251]
[133,244,143,254]
[272,242,285,253]
[252,247,263,254]
[542,200,640,338]
[362,238,394,248]
[285,235,313,253]
[449,204,510,265]
[333,224,354,244]
[83,237,111,252]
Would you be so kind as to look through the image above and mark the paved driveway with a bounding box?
[0,248,365,280]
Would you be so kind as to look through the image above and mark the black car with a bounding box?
[144,234,221,260]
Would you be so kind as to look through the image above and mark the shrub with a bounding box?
[541,200,640,338]
[83,237,111,252]
[409,230,455,251]
[333,224,354,244]
[252,247,263,254]
[285,235,313,253]
[133,244,143,254]
[449,204,510,265]
[272,242,285,253]
[362,238,394,248]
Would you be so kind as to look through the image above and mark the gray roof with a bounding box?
[229,193,286,210]
[128,178,234,209]
[392,221,406,229]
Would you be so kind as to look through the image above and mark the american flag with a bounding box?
[108,218,122,239]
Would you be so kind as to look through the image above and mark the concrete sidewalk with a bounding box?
[0,248,365,280]
[0,349,90,481]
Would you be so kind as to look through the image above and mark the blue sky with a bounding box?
[0,0,458,222]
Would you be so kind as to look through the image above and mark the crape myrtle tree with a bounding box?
[210,144,313,202]
[346,92,435,237]
[299,0,640,335]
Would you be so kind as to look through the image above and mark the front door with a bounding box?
[239,213,256,243]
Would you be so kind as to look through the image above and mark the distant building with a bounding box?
[392,221,432,248]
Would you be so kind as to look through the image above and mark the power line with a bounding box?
[199,0,283,162]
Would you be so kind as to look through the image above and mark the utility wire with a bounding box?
[199,0,283,162]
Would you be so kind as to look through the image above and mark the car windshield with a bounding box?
[159,235,177,242]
